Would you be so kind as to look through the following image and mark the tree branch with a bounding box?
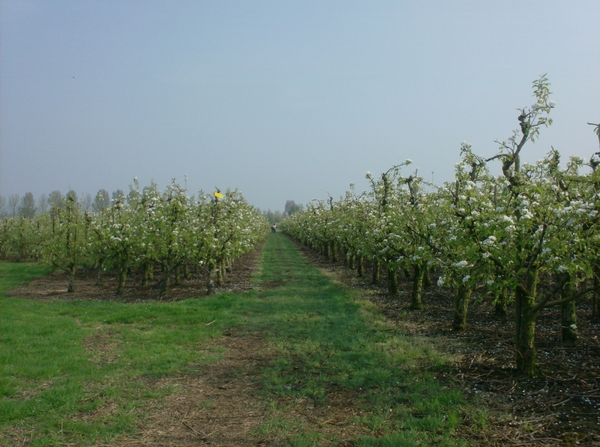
[534,286,594,312]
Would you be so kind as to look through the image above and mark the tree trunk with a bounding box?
[357,256,364,277]
[494,288,508,317]
[593,267,600,322]
[411,263,425,310]
[331,242,338,262]
[142,261,153,286]
[96,259,105,285]
[387,266,398,297]
[560,274,578,344]
[116,265,127,295]
[160,261,175,297]
[67,264,76,293]
[452,283,470,330]
[216,263,224,286]
[161,273,171,298]
[175,266,181,286]
[514,268,539,376]
[423,264,432,288]
[206,264,216,295]
[347,253,355,270]
[372,260,381,285]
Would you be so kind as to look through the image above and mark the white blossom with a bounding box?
[482,236,496,246]
[521,208,533,219]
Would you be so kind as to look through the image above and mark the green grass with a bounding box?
[0,236,481,446]
[0,264,242,446]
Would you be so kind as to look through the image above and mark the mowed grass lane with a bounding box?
[1,234,483,446]
[248,234,479,446]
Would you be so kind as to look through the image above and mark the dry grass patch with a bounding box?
[111,331,274,447]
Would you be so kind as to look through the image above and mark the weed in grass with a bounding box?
[256,412,304,438]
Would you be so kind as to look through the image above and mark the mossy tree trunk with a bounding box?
[67,263,76,293]
[387,265,398,297]
[331,242,338,262]
[116,265,128,295]
[452,283,471,330]
[142,261,153,286]
[357,256,364,277]
[514,267,539,376]
[423,264,432,288]
[216,261,225,286]
[411,263,426,310]
[372,259,381,285]
[96,259,105,285]
[175,266,181,286]
[593,266,600,322]
[160,256,180,298]
[494,287,509,317]
[347,253,355,270]
[560,274,578,344]
[206,261,217,295]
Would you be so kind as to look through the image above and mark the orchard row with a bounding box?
[0,180,269,297]
[282,76,600,375]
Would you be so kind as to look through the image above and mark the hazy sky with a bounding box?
[1,0,599,212]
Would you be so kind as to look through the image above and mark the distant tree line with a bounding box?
[0,188,133,219]
[2,194,306,225]
[260,200,304,225]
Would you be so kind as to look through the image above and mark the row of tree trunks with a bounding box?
[300,232,594,378]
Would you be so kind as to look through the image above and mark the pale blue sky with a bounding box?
[1,0,599,211]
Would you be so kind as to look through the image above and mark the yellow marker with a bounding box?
[214,192,224,199]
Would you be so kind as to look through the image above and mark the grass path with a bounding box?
[241,234,476,446]
[1,234,481,446]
